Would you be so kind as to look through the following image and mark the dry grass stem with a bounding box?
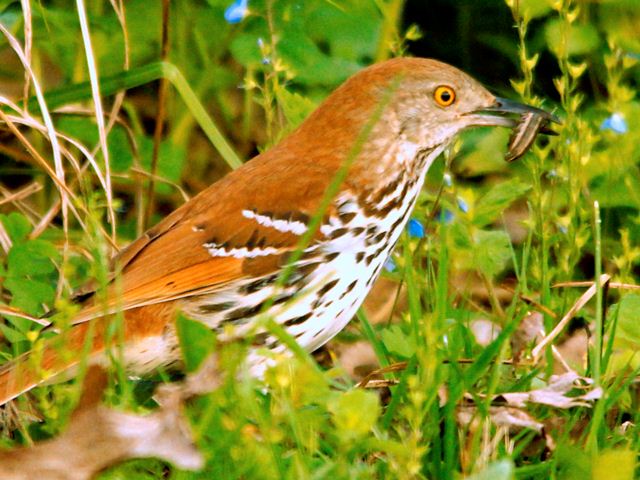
[0,182,42,207]
[76,0,116,238]
[531,274,611,362]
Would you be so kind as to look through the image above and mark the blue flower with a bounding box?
[442,210,454,224]
[224,0,249,24]
[457,197,469,213]
[384,256,396,272]
[600,112,628,134]
[408,219,425,238]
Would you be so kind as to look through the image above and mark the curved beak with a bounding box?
[465,97,562,162]
[478,97,561,130]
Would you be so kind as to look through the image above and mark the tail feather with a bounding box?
[0,322,96,406]
[0,302,177,406]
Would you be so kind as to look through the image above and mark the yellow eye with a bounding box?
[434,85,456,107]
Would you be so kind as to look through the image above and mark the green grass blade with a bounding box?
[24,61,243,170]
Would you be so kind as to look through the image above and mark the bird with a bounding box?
[0,57,557,405]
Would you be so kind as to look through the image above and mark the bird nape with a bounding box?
[0,57,559,406]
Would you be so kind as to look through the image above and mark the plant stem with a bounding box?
[593,201,603,386]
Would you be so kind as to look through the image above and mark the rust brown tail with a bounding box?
[0,322,98,406]
[0,303,177,406]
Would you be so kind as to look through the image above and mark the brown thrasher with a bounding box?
[0,57,556,405]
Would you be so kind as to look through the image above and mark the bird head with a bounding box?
[367,58,559,154]
[274,57,558,185]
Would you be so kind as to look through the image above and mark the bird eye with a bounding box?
[434,86,456,107]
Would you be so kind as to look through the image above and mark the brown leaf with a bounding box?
[457,405,543,433]
[362,276,406,325]
[0,356,223,479]
[511,311,545,361]
[463,372,602,410]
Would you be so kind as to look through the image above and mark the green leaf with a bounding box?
[380,325,416,359]
[515,0,553,19]
[457,129,511,175]
[0,212,31,243]
[473,179,531,227]
[57,118,134,173]
[472,230,512,278]
[0,1,24,31]
[0,322,27,343]
[328,389,380,438]
[555,444,591,480]
[108,127,135,173]
[599,4,640,52]
[606,294,640,373]
[304,0,381,62]
[277,32,360,86]
[589,172,640,209]
[230,31,268,68]
[450,222,473,250]
[544,19,600,56]
[176,314,216,372]
[593,449,635,480]
[276,88,317,130]
[7,239,60,277]
[610,294,640,347]
[57,116,99,146]
[265,357,330,407]
[4,276,56,318]
[139,138,186,195]
[467,460,514,480]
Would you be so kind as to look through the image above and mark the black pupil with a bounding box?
[440,90,451,102]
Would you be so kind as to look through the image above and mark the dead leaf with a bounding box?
[511,311,544,361]
[457,405,543,433]
[362,276,406,325]
[333,341,379,381]
[555,329,589,374]
[463,372,602,409]
[0,355,223,479]
[470,318,501,347]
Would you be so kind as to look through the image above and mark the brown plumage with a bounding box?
[0,58,558,405]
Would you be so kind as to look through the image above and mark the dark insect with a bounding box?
[505,111,560,162]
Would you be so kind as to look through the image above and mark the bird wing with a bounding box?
[72,156,338,325]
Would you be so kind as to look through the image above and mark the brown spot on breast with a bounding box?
[289,211,310,224]
[389,215,405,233]
[241,274,279,294]
[295,261,321,278]
[340,280,357,299]
[330,227,348,239]
[317,278,339,297]
[284,312,312,326]
[199,302,235,314]
[339,211,357,224]
[224,304,264,323]
[251,332,270,346]
[325,252,339,261]
[371,175,402,204]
